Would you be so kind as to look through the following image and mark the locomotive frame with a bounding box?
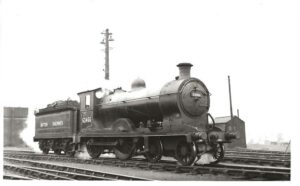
[34,63,236,166]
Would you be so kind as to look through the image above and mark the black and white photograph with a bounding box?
[1,0,299,183]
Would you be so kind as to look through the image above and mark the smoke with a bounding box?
[76,145,116,160]
[76,146,90,159]
[101,153,115,158]
[195,153,215,165]
[19,107,40,152]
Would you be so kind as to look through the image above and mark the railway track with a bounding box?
[222,156,290,167]
[4,164,74,180]
[4,150,290,180]
[226,151,290,159]
[223,149,291,167]
[3,173,32,180]
[230,148,291,155]
[4,157,151,180]
[4,148,290,158]
[4,149,291,167]
[6,148,290,156]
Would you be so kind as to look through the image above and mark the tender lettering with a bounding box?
[52,121,64,126]
[40,122,48,127]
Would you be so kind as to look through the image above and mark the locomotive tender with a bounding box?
[34,63,236,165]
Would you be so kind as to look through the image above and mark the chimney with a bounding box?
[177,63,193,79]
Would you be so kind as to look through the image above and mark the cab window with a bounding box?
[85,95,90,108]
[80,96,85,109]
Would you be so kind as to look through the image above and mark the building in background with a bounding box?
[246,140,291,152]
[214,116,247,149]
[3,107,28,147]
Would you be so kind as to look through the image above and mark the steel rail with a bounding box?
[226,152,291,159]
[225,155,290,161]
[4,149,291,161]
[23,166,114,180]
[3,174,32,180]
[228,149,290,155]
[225,151,290,158]
[222,156,290,167]
[4,164,73,180]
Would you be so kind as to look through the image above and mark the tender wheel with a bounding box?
[211,143,224,163]
[65,141,75,157]
[175,141,196,166]
[114,138,135,160]
[42,148,50,154]
[145,138,163,163]
[54,149,62,155]
[86,139,102,159]
[52,140,62,155]
[39,140,50,154]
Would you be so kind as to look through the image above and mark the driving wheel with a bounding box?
[114,138,135,160]
[86,139,102,159]
[65,141,75,157]
[211,143,224,163]
[54,149,62,155]
[39,140,49,154]
[145,138,163,163]
[175,141,197,166]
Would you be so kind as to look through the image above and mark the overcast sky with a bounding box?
[0,0,299,143]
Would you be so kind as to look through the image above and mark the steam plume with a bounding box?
[19,107,40,152]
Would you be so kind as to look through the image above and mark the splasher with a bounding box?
[19,107,40,152]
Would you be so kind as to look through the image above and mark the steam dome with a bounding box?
[131,77,146,90]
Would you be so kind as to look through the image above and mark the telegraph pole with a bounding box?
[101,29,114,80]
[228,76,234,119]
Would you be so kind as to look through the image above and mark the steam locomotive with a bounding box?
[34,63,236,166]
